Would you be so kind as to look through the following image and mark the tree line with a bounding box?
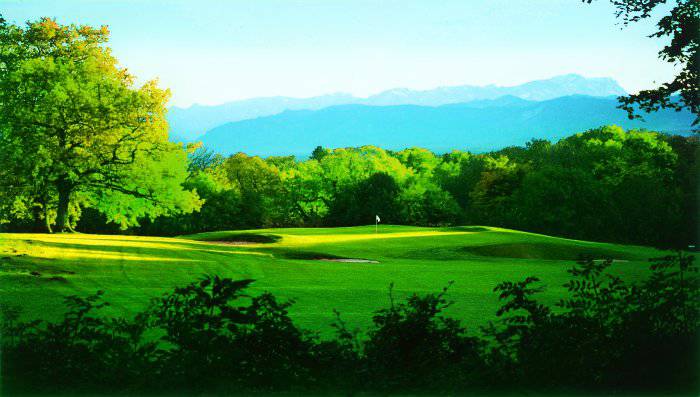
[3,115,697,248]
[2,253,697,395]
[79,126,695,248]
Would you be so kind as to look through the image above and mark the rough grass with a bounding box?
[0,225,665,335]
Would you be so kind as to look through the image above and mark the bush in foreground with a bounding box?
[2,253,698,395]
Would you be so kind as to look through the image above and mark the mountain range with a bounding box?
[167,74,692,156]
[199,95,695,157]
[168,74,628,142]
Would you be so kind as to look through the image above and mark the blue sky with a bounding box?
[2,0,676,107]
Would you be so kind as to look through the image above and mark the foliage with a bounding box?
[0,17,200,232]
[2,253,698,395]
[327,172,401,226]
[362,282,485,392]
[584,0,699,125]
[485,252,699,393]
[127,127,694,248]
[4,119,695,248]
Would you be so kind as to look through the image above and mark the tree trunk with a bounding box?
[40,196,53,233]
[31,204,44,233]
[45,210,53,234]
[55,182,72,233]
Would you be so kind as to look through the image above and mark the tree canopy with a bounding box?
[0,16,201,231]
[585,0,699,126]
[125,127,697,249]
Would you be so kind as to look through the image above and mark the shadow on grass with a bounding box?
[460,242,633,261]
[277,250,346,260]
[272,249,379,263]
[447,226,491,232]
[199,233,282,244]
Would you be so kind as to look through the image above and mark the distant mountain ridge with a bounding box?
[357,74,627,106]
[199,95,694,157]
[168,74,627,141]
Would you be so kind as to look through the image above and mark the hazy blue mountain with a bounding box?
[360,74,627,106]
[199,95,693,157]
[168,93,355,141]
[168,74,627,141]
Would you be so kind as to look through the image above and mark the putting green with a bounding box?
[0,225,664,335]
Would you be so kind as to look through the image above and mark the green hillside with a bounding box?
[0,226,663,333]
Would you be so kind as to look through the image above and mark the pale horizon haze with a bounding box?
[2,0,678,108]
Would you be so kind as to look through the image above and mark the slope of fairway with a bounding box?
[0,226,664,334]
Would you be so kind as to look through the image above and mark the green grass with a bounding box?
[0,225,666,335]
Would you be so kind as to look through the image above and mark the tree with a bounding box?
[394,147,439,176]
[0,17,201,232]
[186,142,224,175]
[433,150,473,211]
[468,155,523,226]
[223,153,282,227]
[223,153,280,195]
[310,145,330,161]
[515,126,682,244]
[327,172,400,225]
[585,0,699,125]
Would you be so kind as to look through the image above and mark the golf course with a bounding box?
[0,225,665,334]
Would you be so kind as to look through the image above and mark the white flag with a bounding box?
[375,215,380,223]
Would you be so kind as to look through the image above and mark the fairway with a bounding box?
[0,225,664,334]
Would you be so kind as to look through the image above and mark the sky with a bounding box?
[2,0,678,108]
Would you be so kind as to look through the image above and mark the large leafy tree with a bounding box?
[585,0,699,126]
[0,17,201,232]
